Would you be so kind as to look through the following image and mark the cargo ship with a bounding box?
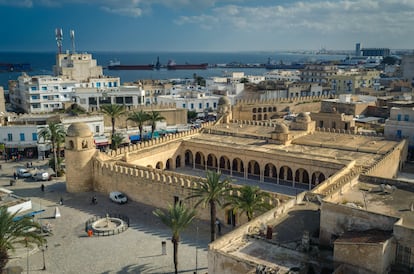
[107,60,154,70]
[0,63,31,72]
[166,60,208,70]
[265,58,305,70]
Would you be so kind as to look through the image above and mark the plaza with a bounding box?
[2,159,211,274]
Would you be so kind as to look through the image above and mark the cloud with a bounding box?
[174,0,414,36]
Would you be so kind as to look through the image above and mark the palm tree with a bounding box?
[226,185,273,222]
[153,203,196,274]
[111,132,125,149]
[39,122,65,174]
[147,111,165,139]
[188,170,232,242]
[0,206,46,271]
[127,110,149,142]
[100,104,126,148]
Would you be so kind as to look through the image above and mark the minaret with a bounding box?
[65,122,96,193]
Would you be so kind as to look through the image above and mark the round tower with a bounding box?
[65,122,96,193]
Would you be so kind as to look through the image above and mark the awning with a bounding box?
[129,135,140,141]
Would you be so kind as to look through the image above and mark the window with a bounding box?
[397,130,402,138]
[396,244,411,266]
[96,82,101,88]
[32,133,37,141]
[31,86,37,91]
[182,104,186,108]
[206,103,209,108]
[199,103,202,109]
[191,103,194,109]
[41,86,47,91]
[95,126,100,133]
[213,102,217,108]
[397,114,402,121]
[7,133,12,142]
[19,133,25,141]
[404,115,409,121]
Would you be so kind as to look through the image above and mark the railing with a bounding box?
[85,213,130,237]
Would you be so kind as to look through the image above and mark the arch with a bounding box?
[247,160,260,180]
[272,107,277,111]
[279,166,293,187]
[207,153,218,170]
[258,108,262,113]
[185,150,193,167]
[294,168,309,183]
[264,163,277,183]
[166,158,173,170]
[175,155,181,168]
[68,140,74,149]
[252,115,256,121]
[219,156,231,175]
[232,158,244,178]
[268,107,273,112]
[195,152,205,169]
[258,114,262,120]
[253,108,257,113]
[264,114,268,120]
[155,161,163,169]
[311,172,326,186]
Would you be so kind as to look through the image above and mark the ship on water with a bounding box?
[0,63,31,72]
[265,57,305,70]
[107,59,155,70]
[166,60,208,70]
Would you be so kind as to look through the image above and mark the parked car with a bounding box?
[16,168,32,178]
[32,171,51,181]
[109,191,128,204]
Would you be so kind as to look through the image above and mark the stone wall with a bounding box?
[319,202,399,246]
[334,238,395,274]
[208,193,303,274]
[364,139,408,178]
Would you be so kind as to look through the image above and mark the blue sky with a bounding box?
[0,0,413,52]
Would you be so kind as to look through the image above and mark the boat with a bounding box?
[107,60,154,70]
[166,60,208,70]
[265,58,305,70]
[0,63,31,72]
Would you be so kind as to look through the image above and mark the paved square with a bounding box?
[2,159,210,274]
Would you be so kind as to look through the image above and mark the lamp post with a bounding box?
[41,245,48,270]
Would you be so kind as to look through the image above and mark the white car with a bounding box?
[109,191,128,204]
[32,171,50,181]
[17,168,32,178]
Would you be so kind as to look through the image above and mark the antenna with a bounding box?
[70,30,76,54]
[55,28,63,54]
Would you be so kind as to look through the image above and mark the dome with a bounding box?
[218,96,231,106]
[296,112,311,123]
[66,122,92,137]
[274,122,289,133]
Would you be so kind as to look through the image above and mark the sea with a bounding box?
[0,51,347,89]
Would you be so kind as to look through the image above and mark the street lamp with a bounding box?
[41,244,48,270]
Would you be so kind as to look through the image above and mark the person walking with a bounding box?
[41,184,45,192]
[59,197,63,205]
[215,218,222,235]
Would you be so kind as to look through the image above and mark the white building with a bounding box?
[264,70,301,82]
[73,85,145,112]
[9,51,121,114]
[157,91,220,114]
[0,114,105,158]
[385,107,414,149]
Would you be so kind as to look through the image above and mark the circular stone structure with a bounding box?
[86,214,129,236]
[66,122,93,137]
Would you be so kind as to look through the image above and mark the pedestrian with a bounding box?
[13,172,17,180]
[30,162,33,168]
[41,184,45,192]
[59,197,63,205]
[216,218,222,235]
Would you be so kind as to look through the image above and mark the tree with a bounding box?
[187,110,198,122]
[39,122,65,174]
[188,170,232,242]
[147,111,165,139]
[100,104,126,149]
[153,203,196,274]
[110,132,125,149]
[0,207,45,271]
[226,185,273,221]
[127,110,149,142]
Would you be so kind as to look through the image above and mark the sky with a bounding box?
[0,0,413,52]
